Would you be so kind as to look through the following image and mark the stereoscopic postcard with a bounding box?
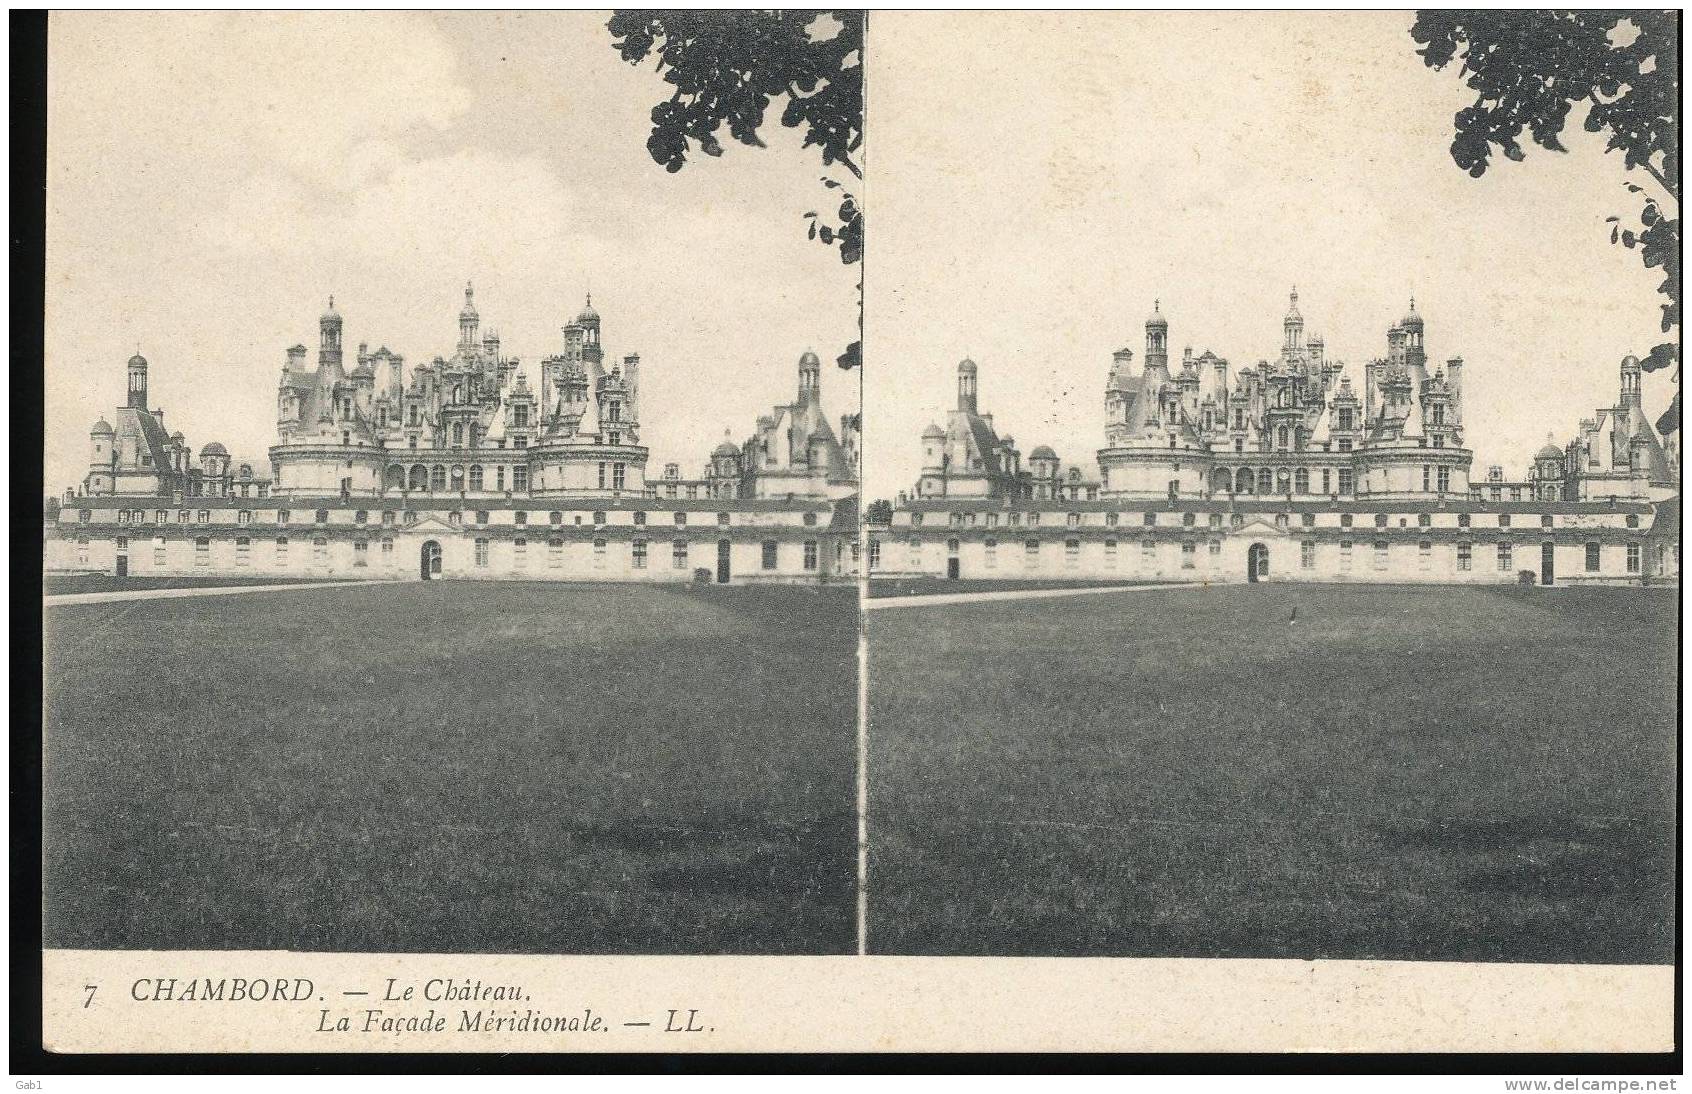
[27,7,1680,1067]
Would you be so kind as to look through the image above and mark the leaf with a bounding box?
[1655,390,1679,435]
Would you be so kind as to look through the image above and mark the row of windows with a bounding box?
[1200,464,1452,496]
[926,509,1644,531]
[96,507,823,529]
[868,539,1649,575]
[100,536,826,572]
[383,460,632,493]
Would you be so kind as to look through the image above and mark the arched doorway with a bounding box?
[1247,542,1269,583]
[421,540,442,580]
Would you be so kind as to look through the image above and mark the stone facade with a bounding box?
[883,292,1679,586]
[54,286,859,585]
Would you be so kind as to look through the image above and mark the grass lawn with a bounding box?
[869,577,1159,599]
[44,581,856,954]
[44,574,354,595]
[868,583,1677,962]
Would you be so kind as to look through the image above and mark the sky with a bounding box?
[862,11,1676,501]
[45,11,860,493]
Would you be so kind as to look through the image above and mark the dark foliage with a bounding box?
[1412,10,1680,433]
[863,498,893,525]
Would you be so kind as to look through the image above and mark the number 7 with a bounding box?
[82,984,97,1008]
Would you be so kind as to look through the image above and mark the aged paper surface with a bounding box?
[42,951,1675,1054]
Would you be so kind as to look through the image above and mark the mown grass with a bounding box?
[868,577,1159,599]
[44,581,857,954]
[867,583,1677,962]
[45,574,351,595]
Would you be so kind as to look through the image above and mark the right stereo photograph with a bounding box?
[861,7,1678,982]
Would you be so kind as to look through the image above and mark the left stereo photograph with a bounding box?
[40,10,864,957]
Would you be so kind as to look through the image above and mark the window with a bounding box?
[1065,538,1081,565]
[674,512,687,526]
[314,509,329,525]
[1141,540,1156,566]
[1627,543,1640,573]
[1301,513,1315,528]
[430,465,446,491]
[1067,512,1081,529]
[78,509,91,525]
[549,538,564,568]
[313,536,328,564]
[1437,467,1451,493]
[116,536,128,551]
[592,510,607,526]
[803,511,820,528]
[1498,513,1511,528]
[1539,513,1554,529]
[1422,465,1431,492]
[198,509,211,524]
[194,537,210,567]
[1274,514,1289,531]
[1143,512,1156,527]
[1103,539,1117,566]
[512,465,528,492]
[514,538,528,568]
[718,511,732,528]
[152,509,167,524]
[1626,514,1641,529]
[548,511,563,526]
[1025,539,1040,563]
[593,538,606,569]
[1321,469,1331,495]
[1337,469,1354,495]
[869,539,882,570]
[1586,542,1601,572]
[762,541,779,569]
[381,537,393,560]
[469,466,484,491]
[612,463,626,491]
[1497,542,1513,571]
[1257,468,1273,494]
[672,540,688,569]
[449,511,462,527]
[1301,541,1315,569]
[475,538,489,567]
[1340,514,1353,529]
[353,539,368,567]
[597,463,607,490]
[1209,513,1223,530]
[1457,542,1472,571]
[1180,542,1195,569]
[1230,513,1244,530]
[475,510,489,525]
[1375,513,1388,529]
[1182,512,1196,528]
[153,536,167,567]
[804,541,819,571]
[1416,513,1431,528]
[275,536,289,563]
[178,509,191,524]
[1373,541,1388,570]
[1339,541,1353,571]
[633,512,646,526]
